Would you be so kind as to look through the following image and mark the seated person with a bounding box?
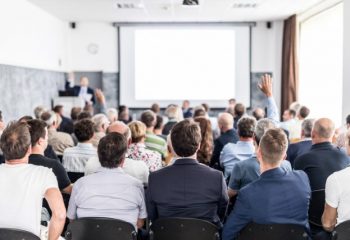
[222,128,311,240]
[146,119,228,227]
[228,119,292,199]
[63,119,97,181]
[0,121,66,238]
[220,117,256,180]
[67,132,147,230]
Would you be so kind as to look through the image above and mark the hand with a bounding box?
[258,74,273,97]
[95,89,106,104]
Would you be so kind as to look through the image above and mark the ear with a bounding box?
[283,154,287,160]
[256,147,263,163]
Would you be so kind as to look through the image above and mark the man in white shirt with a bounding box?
[0,121,66,239]
[85,121,149,185]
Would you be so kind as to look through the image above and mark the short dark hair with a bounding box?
[53,105,63,114]
[18,115,34,123]
[27,119,47,147]
[0,121,31,160]
[78,111,92,120]
[98,132,127,168]
[140,110,155,128]
[171,119,201,157]
[299,106,310,119]
[234,103,245,117]
[74,119,95,142]
[260,128,288,164]
[346,114,350,125]
[71,107,82,121]
[193,109,206,118]
[155,115,163,130]
[238,117,256,138]
[201,103,209,113]
[302,119,314,138]
[288,109,296,118]
[151,103,160,114]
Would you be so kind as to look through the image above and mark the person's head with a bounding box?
[118,105,129,121]
[201,103,210,113]
[27,119,48,151]
[74,119,95,143]
[311,118,335,144]
[106,108,118,123]
[34,106,46,119]
[154,115,164,132]
[298,106,310,120]
[91,114,110,133]
[0,121,31,161]
[254,118,278,146]
[71,107,82,122]
[98,133,127,169]
[257,128,288,168]
[218,112,234,132]
[237,117,256,139]
[78,111,92,120]
[107,121,132,145]
[18,116,33,123]
[140,110,156,129]
[151,103,160,114]
[53,105,64,116]
[228,98,236,108]
[80,76,89,87]
[194,117,213,164]
[301,119,315,138]
[83,104,94,116]
[128,121,147,143]
[166,105,179,120]
[182,100,190,109]
[193,106,206,118]
[289,102,301,113]
[40,111,58,129]
[346,114,350,129]
[252,108,265,121]
[282,109,296,122]
[234,103,245,118]
[170,119,201,158]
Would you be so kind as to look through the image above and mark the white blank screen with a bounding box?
[120,25,250,108]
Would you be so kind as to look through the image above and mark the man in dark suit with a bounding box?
[222,128,311,240]
[210,112,239,169]
[294,118,350,238]
[146,119,228,227]
[287,118,314,167]
[65,76,95,104]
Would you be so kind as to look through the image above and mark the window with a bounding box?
[299,3,343,126]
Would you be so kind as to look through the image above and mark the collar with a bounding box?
[96,167,124,174]
[173,158,199,165]
[311,142,333,150]
[77,142,94,148]
[260,167,286,178]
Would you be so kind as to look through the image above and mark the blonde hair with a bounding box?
[128,121,146,143]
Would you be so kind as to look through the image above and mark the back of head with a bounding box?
[298,106,310,119]
[165,105,179,120]
[18,115,34,123]
[27,119,47,147]
[71,107,82,121]
[78,111,92,120]
[302,119,315,138]
[202,103,209,113]
[234,103,246,117]
[0,121,31,160]
[91,114,109,132]
[170,119,201,158]
[140,110,156,128]
[218,112,234,130]
[252,108,265,121]
[151,103,160,114]
[107,108,118,123]
[154,115,163,130]
[107,121,131,141]
[40,111,56,127]
[254,118,278,145]
[98,132,127,169]
[34,106,46,119]
[53,105,63,115]
[193,108,206,118]
[259,128,288,165]
[289,102,301,113]
[74,119,95,142]
[237,117,256,138]
[194,116,212,140]
[312,118,335,141]
[128,121,146,143]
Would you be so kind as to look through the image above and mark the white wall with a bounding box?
[343,1,350,123]
[0,0,69,71]
[252,21,283,110]
[67,22,118,72]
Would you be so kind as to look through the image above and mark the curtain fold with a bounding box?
[281,15,299,115]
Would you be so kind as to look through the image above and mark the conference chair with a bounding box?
[309,189,326,227]
[332,220,350,240]
[65,217,137,240]
[236,222,309,240]
[149,217,220,240]
[0,228,40,240]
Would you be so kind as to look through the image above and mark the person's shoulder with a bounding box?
[122,170,144,188]
[329,166,350,181]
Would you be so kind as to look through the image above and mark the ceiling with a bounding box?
[28,0,324,22]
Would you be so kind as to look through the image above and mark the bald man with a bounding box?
[84,121,149,185]
[210,113,239,169]
[294,118,350,238]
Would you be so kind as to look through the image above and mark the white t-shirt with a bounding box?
[325,167,350,226]
[0,163,58,236]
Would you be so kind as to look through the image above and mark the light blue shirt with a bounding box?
[266,96,280,123]
[220,141,255,180]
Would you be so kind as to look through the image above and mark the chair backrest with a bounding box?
[65,217,137,240]
[150,217,220,240]
[309,189,325,227]
[332,220,350,240]
[0,228,40,240]
[236,222,309,240]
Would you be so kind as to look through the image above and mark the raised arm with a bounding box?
[258,74,280,122]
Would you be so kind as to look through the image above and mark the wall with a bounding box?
[343,1,350,123]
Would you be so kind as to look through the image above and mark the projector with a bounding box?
[183,0,199,6]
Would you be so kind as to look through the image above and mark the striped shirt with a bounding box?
[63,143,97,173]
[144,131,167,159]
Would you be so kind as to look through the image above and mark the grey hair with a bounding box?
[42,111,57,127]
[302,119,315,138]
[107,108,118,122]
[254,118,278,144]
[34,106,46,119]
[91,114,109,132]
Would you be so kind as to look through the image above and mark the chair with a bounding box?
[236,222,309,240]
[149,217,220,240]
[0,228,40,240]
[65,217,137,240]
[309,189,326,227]
[332,220,350,240]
